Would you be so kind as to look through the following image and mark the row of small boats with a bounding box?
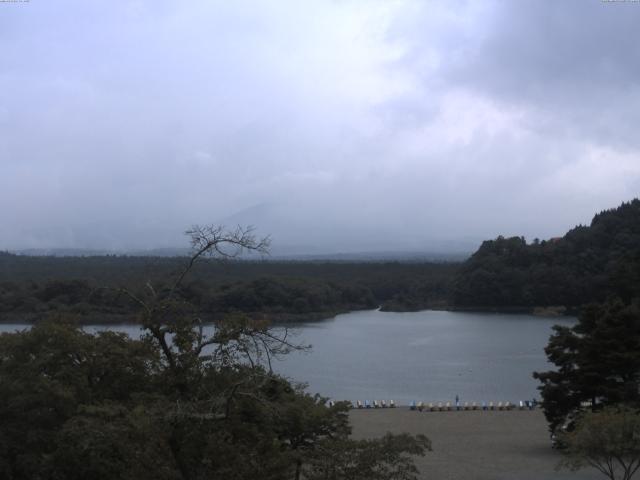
[353,400,396,409]
[409,400,537,411]
[329,399,538,410]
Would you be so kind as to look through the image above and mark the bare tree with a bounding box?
[116,225,305,395]
[170,225,270,298]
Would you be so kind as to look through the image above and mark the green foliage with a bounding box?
[305,433,431,480]
[0,316,430,479]
[0,226,431,479]
[0,321,161,479]
[0,257,456,323]
[209,276,376,314]
[52,404,179,480]
[454,199,640,308]
[534,299,640,432]
[559,406,640,480]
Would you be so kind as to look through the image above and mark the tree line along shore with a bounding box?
[1,199,638,324]
[0,200,638,480]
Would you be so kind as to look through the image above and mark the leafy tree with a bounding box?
[0,225,431,480]
[534,299,640,432]
[453,199,640,309]
[559,406,640,480]
[305,433,431,480]
[0,321,161,479]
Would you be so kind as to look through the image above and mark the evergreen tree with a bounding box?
[454,199,640,308]
[534,298,640,432]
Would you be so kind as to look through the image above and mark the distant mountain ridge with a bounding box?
[10,248,192,258]
[452,199,640,308]
[9,247,468,262]
[6,200,478,259]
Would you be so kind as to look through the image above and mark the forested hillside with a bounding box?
[453,199,640,309]
[0,255,455,323]
[3,199,638,322]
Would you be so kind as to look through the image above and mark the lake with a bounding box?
[0,309,573,406]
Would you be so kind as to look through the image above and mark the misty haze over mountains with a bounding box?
[11,200,477,260]
[2,2,640,254]
[4,200,602,260]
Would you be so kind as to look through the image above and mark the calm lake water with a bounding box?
[0,309,573,406]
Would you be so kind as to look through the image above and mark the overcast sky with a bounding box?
[1,0,639,253]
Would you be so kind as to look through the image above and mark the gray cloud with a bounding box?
[1,0,639,252]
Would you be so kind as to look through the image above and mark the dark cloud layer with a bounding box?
[1,1,639,253]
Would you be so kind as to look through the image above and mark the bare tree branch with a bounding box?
[169,225,270,298]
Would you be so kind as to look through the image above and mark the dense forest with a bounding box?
[452,199,640,310]
[1,199,638,323]
[0,254,455,323]
[0,228,430,479]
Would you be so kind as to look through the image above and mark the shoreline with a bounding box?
[0,304,577,326]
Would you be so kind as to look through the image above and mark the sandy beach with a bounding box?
[349,408,601,480]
